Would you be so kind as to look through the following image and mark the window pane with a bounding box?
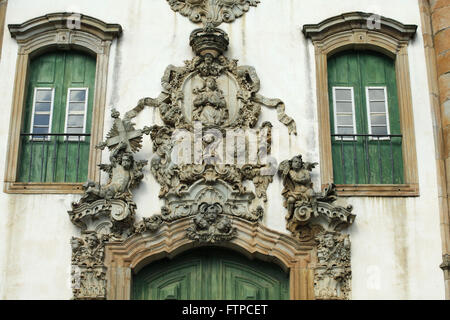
[336,101,353,113]
[371,126,388,135]
[337,126,354,135]
[368,88,385,101]
[69,102,86,112]
[36,89,52,102]
[335,88,352,101]
[32,126,49,135]
[337,114,354,126]
[370,114,387,126]
[34,114,50,126]
[35,102,51,112]
[370,101,386,113]
[69,89,86,102]
[67,114,84,127]
[67,127,83,134]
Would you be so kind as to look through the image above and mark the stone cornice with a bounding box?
[302,11,417,43]
[9,12,122,42]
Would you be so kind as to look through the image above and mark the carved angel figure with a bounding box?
[81,141,147,203]
[187,202,236,242]
[278,155,318,223]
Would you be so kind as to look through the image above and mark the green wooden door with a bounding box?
[132,248,289,300]
[18,50,96,182]
[328,50,404,184]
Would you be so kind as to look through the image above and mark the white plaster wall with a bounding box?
[0,0,444,299]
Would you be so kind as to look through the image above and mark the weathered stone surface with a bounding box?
[166,0,260,26]
[314,231,352,300]
[431,5,450,35]
[186,202,237,243]
[71,232,108,300]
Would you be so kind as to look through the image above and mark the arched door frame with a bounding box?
[105,217,316,300]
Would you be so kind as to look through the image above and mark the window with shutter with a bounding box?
[18,51,96,183]
[328,50,404,185]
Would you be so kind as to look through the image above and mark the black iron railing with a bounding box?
[331,133,403,184]
[19,133,91,183]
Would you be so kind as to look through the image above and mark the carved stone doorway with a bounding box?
[132,247,289,300]
[104,217,316,300]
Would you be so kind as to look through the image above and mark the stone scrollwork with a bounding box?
[278,154,356,300]
[167,0,260,26]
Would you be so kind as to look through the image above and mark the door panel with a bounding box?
[133,248,289,300]
[133,259,203,300]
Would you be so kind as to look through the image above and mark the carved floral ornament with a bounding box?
[68,25,356,300]
[167,0,260,26]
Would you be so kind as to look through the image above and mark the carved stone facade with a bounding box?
[67,5,356,301]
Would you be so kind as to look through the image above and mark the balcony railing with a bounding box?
[19,133,91,183]
[331,133,403,184]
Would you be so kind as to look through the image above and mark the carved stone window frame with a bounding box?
[105,217,316,300]
[303,12,419,197]
[4,13,122,194]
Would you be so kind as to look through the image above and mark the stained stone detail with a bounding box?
[71,232,108,300]
[314,231,351,300]
[278,154,355,300]
[167,0,260,26]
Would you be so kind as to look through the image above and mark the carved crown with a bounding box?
[190,26,229,57]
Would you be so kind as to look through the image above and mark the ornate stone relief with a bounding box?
[132,25,296,239]
[278,155,356,300]
[68,109,150,299]
[186,202,237,242]
[71,232,108,300]
[67,21,356,300]
[314,232,351,300]
[167,0,260,26]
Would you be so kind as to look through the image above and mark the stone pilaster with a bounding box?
[419,0,450,299]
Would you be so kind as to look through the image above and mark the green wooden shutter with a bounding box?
[328,50,404,184]
[18,51,96,183]
[132,248,289,300]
